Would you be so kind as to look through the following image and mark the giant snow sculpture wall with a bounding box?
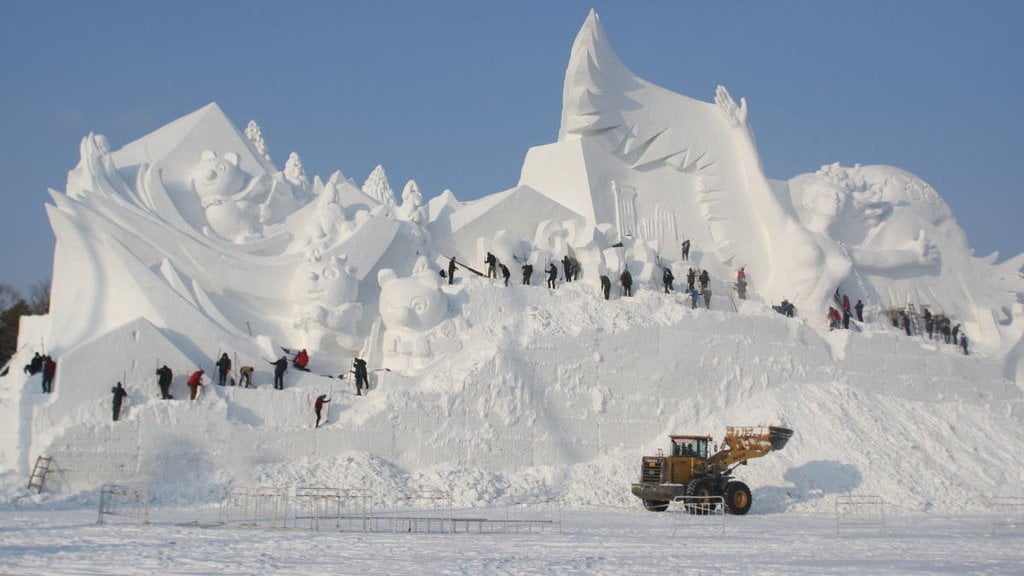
[8,9,1022,498]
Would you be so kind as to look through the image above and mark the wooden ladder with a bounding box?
[28,455,53,493]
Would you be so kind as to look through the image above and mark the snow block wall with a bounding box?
[2,10,1023,512]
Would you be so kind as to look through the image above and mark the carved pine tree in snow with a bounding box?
[362,164,396,207]
[244,120,272,164]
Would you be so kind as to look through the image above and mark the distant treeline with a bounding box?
[0,280,50,369]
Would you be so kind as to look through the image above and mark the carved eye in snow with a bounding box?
[322,264,340,281]
[410,296,429,315]
[216,163,227,173]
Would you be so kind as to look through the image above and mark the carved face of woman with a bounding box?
[802,181,847,221]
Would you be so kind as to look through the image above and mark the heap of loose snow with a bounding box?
[3,276,1021,513]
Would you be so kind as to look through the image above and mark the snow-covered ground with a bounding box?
[0,503,1021,575]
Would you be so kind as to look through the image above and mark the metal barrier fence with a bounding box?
[989,496,1024,536]
[219,487,292,528]
[672,495,725,535]
[499,500,562,534]
[294,487,373,532]
[97,483,149,525]
[363,492,454,534]
[218,486,560,534]
[835,495,886,534]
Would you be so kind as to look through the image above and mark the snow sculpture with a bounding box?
[786,163,1024,340]
[363,164,396,208]
[792,164,940,276]
[244,120,272,164]
[378,257,448,358]
[486,230,532,272]
[284,152,309,190]
[397,180,427,225]
[302,182,352,250]
[190,150,271,243]
[292,253,363,351]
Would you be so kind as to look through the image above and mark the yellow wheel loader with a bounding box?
[630,426,793,514]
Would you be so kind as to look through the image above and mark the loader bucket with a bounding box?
[768,426,794,451]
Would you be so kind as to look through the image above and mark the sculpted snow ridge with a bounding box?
[548,9,1023,348]
[2,11,1022,507]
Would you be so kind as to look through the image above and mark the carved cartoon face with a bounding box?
[191,151,245,199]
[295,256,358,307]
[378,261,446,332]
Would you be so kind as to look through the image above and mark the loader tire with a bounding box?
[685,477,717,515]
[642,500,670,512]
[724,481,752,515]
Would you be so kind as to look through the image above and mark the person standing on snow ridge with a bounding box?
[562,255,572,283]
[187,369,204,400]
[854,300,864,323]
[111,382,128,421]
[215,353,232,386]
[689,287,700,309]
[698,270,710,293]
[485,252,497,278]
[681,239,690,260]
[703,287,713,309]
[41,355,56,394]
[546,262,558,289]
[156,365,173,399]
[500,263,510,286]
[842,294,851,313]
[271,357,288,390]
[600,275,611,300]
[353,358,369,396]
[686,268,696,292]
[827,307,841,330]
[522,263,533,285]
[448,257,457,285]
[662,267,674,294]
[620,267,633,297]
[314,394,331,427]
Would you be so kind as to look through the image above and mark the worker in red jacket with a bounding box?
[827,307,842,330]
[293,349,309,371]
[187,369,205,400]
[314,394,331,428]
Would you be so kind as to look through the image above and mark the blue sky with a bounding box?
[1,1,1021,295]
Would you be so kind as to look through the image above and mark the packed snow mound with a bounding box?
[5,277,1022,513]
[2,10,1023,514]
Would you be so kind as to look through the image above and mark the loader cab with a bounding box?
[670,435,711,459]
